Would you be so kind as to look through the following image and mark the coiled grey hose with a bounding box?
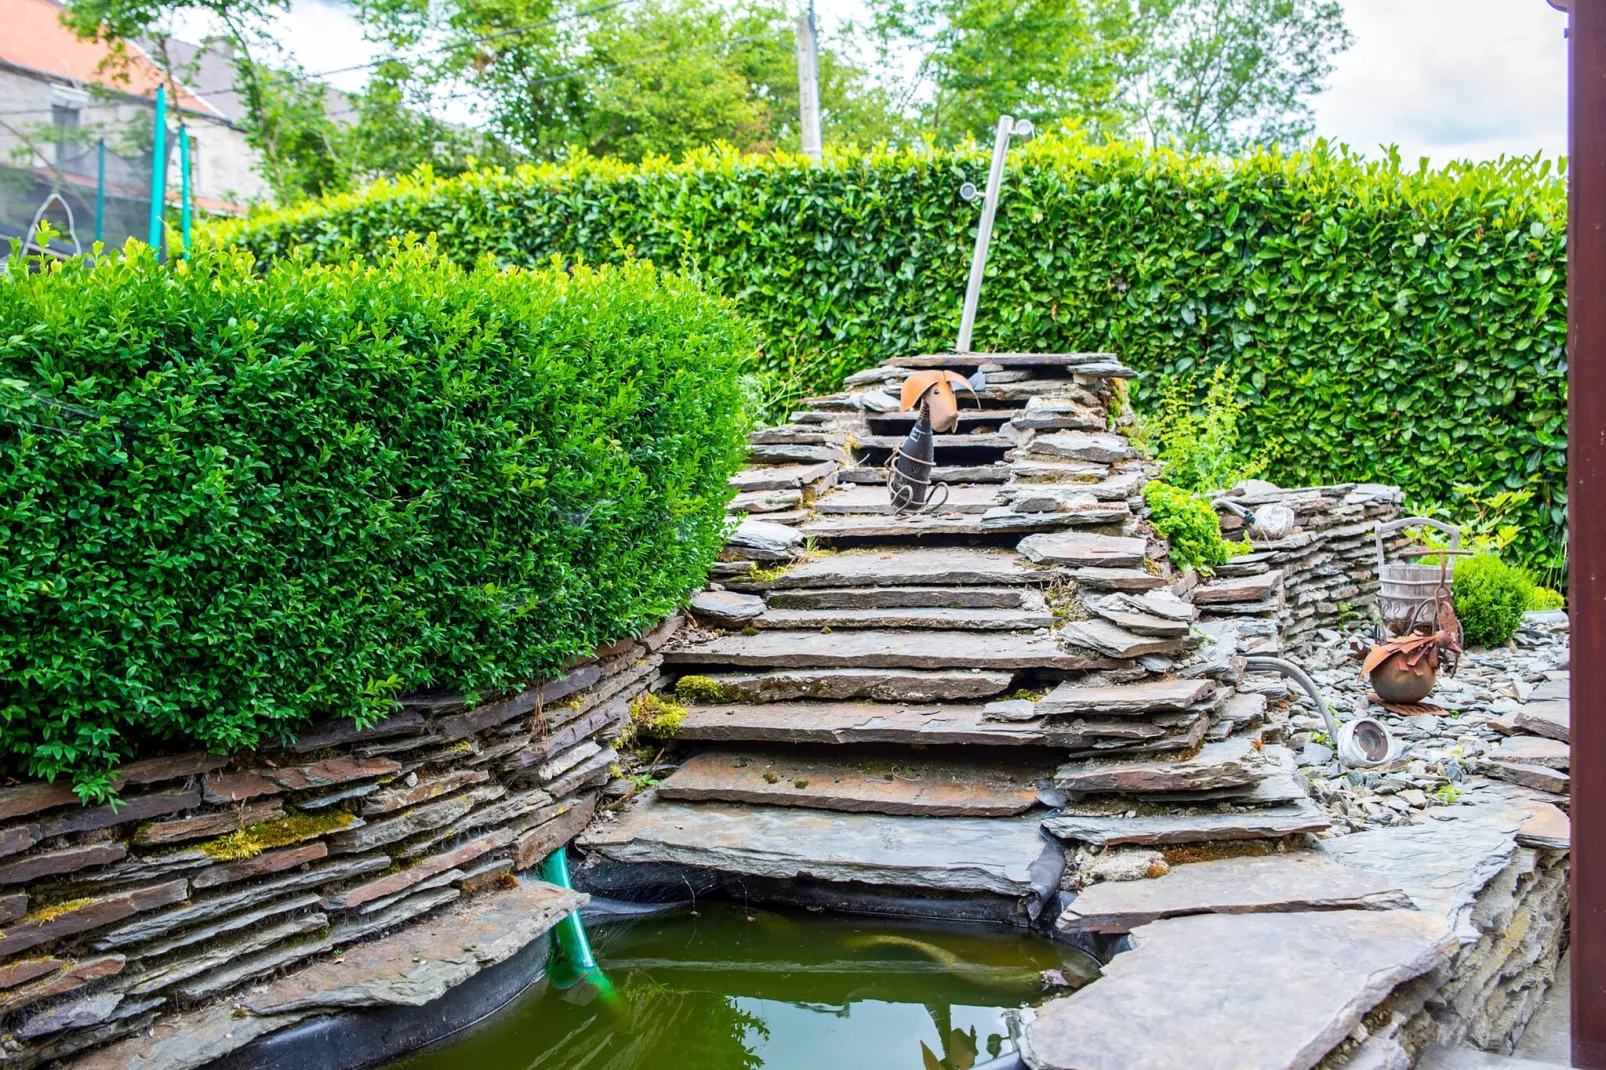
[1243,655,1348,766]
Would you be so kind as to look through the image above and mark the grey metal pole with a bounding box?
[956,115,1019,354]
[795,2,822,161]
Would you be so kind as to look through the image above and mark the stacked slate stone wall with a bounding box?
[0,617,678,1067]
[1201,483,1406,650]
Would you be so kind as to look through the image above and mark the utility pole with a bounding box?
[795,0,822,161]
[1563,0,1606,1064]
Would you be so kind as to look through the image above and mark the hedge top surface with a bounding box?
[0,242,750,798]
[218,135,1567,570]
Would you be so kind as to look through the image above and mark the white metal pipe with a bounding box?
[956,115,1015,354]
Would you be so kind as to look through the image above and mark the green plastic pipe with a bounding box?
[178,124,192,256]
[540,848,599,974]
[148,86,167,252]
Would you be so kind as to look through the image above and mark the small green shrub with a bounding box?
[1527,586,1565,612]
[0,241,750,798]
[1136,366,1267,493]
[1453,554,1535,646]
[1143,482,1230,573]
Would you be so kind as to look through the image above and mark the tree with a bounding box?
[866,0,1350,153]
[1117,0,1352,153]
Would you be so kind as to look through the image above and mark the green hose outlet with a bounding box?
[541,848,615,1002]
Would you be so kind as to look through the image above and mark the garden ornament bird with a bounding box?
[886,370,976,513]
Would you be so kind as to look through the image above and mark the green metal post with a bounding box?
[94,139,105,245]
[179,124,192,256]
[147,86,167,253]
[540,848,599,973]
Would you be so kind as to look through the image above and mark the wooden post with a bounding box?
[1569,0,1606,1064]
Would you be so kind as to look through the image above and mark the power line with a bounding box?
[0,0,647,120]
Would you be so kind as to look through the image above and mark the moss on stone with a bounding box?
[199,809,356,862]
[26,896,95,923]
[618,694,688,752]
[674,675,738,705]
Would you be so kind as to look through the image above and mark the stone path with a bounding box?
[574,351,1572,1069]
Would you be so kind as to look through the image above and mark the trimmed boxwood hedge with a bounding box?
[0,242,750,797]
[221,136,1567,568]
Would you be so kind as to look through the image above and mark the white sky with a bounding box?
[185,0,1571,165]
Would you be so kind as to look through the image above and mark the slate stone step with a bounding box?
[753,603,1053,632]
[1060,619,1189,659]
[799,509,1113,541]
[578,799,1059,898]
[889,352,1118,370]
[1043,798,1329,846]
[664,629,1120,672]
[1054,737,1264,794]
[1034,678,1220,717]
[674,667,1015,703]
[1190,569,1286,605]
[724,548,1053,592]
[1055,852,1411,934]
[1018,533,1148,568]
[1068,567,1168,592]
[1021,910,1455,1070]
[728,462,838,494]
[675,701,1168,749]
[813,484,1001,515]
[855,434,1015,455]
[837,463,1012,485]
[764,585,1038,610]
[866,410,1023,433]
[656,750,1048,816]
[1491,735,1569,770]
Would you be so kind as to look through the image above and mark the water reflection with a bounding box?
[387,904,1099,1070]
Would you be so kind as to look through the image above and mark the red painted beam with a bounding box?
[1573,1,1606,1066]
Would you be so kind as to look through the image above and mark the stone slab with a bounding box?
[1060,619,1185,659]
[890,352,1117,369]
[837,463,1012,485]
[728,462,837,493]
[1054,738,1262,794]
[1037,679,1215,718]
[134,800,285,845]
[1044,799,1330,847]
[688,590,767,625]
[1530,677,1569,703]
[1017,532,1147,568]
[0,879,187,958]
[814,483,1001,515]
[724,548,1050,591]
[0,842,125,885]
[1191,570,1286,605]
[665,629,1119,671]
[799,512,1092,540]
[1514,701,1569,743]
[1491,735,1569,770]
[754,605,1054,631]
[36,790,200,838]
[657,750,1047,816]
[580,800,1053,897]
[676,702,1143,749]
[1485,760,1569,794]
[1056,852,1410,934]
[1516,802,1569,851]
[1021,910,1455,1070]
[1084,603,1192,638]
[764,585,1034,610]
[681,667,1015,703]
[1020,431,1136,464]
[1069,567,1168,592]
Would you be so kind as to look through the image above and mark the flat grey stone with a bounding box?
[243,879,583,1014]
[1083,600,1192,637]
[656,750,1047,817]
[1056,852,1409,933]
[726,548,1051,591]
[1043,799,1330,847]
[1318,807,1525,942]
[1417,1045,1572,1070]
[1530,677,1568,702]
[1054,738,1262,794]
[753,604,1054,631]
[1020,431,1136,464]
[765,585,1035,610]
[665,629,1119,671]
[1491,735,1569,769]
[688,590,766,625]
[801,511,1094,540]
[681,667,1014,702]
[815,483,1000,515]
[1060,619,1184,658]
[580,799,1054,897]
[1191,569,1286,604]
[1017,533,1147,568]
[727,488,804,514]
[1021,911,1455,1070]
[728,462,836,493]
[677,702,1143,749]
[1514,701,1569,743]
[66,1004,313,1070]
[1069,567,1167,592]
[1485,760,1569,794]
[727,519,805,560]
[1036,678,1215,717]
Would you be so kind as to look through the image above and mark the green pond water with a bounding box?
[387,903,1100,1070]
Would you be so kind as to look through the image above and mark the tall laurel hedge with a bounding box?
[223,137,1568,569]
[0,243,750,796]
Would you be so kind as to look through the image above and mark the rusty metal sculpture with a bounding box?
[1358,590,1464,706]
[886,370,974,513]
